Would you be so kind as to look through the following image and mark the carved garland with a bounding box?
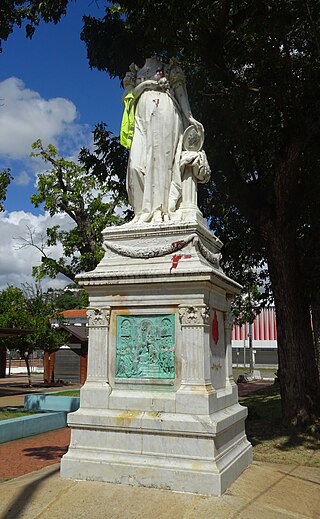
[87,307,111,327]
[103,234,221,268]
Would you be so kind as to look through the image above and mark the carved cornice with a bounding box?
[178,304,210,326]
[87,307,111,327]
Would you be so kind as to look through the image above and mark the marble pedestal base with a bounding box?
[60,221,252,495]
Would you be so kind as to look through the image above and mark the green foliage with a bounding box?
[0,169,12,212]
[45,286,89,311]
[232,280,263,326]
[0,285,67,357]
[0,0,70,51]
[29,125,128,281]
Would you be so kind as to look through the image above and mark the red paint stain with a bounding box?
[170,254,192,273]
[212,310,219,344]
[171,240,186,248]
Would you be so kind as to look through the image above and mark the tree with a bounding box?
[25,124,128,282]
[79,1,320,425]
[0,169,12,212]
[0,285,67,386]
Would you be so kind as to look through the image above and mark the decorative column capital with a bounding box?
[178,304,210,326]
[87,307,111,328]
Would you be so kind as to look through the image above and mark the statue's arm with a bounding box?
[174,84,204,133]
[122,64,138,100]
[133,79,159,99]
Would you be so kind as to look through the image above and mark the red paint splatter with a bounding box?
[170,254,183,273]
[170,254,192,273]
[171,240,186,248]
[212,310,219,344]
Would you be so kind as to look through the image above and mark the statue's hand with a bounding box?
[158,77,170,90]
[189,116,204,135]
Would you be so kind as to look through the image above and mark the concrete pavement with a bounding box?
[0,461,319,519]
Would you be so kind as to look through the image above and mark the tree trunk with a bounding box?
[43,351,55,384]
[0,347,6,378]
[265,222,320,425]
[311,300,320,380]
[24,353,32,388]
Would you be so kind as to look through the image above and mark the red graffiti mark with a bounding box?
[170,254,183,273]
[212,310,219,344]
[171,240,186,248]
[153,98,160,107]
[170,254,192,273]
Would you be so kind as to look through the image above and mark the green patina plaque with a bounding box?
[116,314,175,379]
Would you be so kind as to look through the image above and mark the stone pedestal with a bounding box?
[60,221,252,496]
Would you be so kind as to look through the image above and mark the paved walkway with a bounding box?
[0,461,319,518]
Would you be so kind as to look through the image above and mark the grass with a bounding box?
[0,409,40,421]
[241,384,320,467]
[51,390,80,397]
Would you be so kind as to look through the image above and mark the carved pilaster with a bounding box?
[178,304,210,326]
[178,304,211,391]
[86,306,111,385]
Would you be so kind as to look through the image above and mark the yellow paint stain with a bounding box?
[110,308,131,336]
[109,318,116,337]
[147,411,162,419]
[116,410,141,427]
[190,384,213,393]
[116,308,130,315]
[191,462,204,471]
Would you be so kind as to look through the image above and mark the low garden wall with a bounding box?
[0,393,80,444]
[0,411,67,444]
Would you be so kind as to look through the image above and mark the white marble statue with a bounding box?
[122,56,210,224]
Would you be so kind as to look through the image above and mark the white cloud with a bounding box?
[0,210,74,291]
[0,77,88,159]
[14,171,32,186]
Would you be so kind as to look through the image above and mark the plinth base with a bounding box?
[61,404,252,496]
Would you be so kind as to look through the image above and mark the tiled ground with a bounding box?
[0,428,70,480]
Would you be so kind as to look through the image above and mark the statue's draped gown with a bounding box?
[127,71,184,221]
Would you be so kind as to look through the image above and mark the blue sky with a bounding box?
[1,1,123,213]
[0,2,124,289]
